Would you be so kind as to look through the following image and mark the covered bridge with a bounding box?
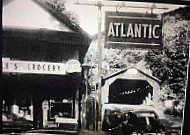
[101,66,161,106]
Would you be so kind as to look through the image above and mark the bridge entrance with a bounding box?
[109,79,153,105]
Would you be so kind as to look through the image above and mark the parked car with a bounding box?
[121,109,165,134]
[2,112,34,133]
[102,109,132,134]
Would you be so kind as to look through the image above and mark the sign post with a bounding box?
[97,3,103,131]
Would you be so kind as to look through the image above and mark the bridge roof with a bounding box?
[103,66,161,84]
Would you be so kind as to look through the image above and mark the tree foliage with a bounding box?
[145,7,189,116]
[46,0,79,24]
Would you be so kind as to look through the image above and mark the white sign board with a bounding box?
[2,58,66,75]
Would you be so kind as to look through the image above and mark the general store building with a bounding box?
[2,0,91,130]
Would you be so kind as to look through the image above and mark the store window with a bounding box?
[50,100,74,119]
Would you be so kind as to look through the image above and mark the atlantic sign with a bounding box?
[105,12,162,49]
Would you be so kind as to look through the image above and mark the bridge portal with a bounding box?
[101,66,161,106]
[109,79,153,105]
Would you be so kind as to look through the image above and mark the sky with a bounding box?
[65,0,185,36]
[3,0,185,36]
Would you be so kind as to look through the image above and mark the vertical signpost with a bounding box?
[97,2,103,131]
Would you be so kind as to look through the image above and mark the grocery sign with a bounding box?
[105,12,162,49]
[2,58,66,75]
[2,58,82,75]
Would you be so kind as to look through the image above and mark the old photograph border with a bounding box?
[1,0,190,135]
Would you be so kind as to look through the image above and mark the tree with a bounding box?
[45,0,79,24]
[145,7,189,117]
[46,0,66,11]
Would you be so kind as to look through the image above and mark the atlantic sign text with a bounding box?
[105,12,162,49]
